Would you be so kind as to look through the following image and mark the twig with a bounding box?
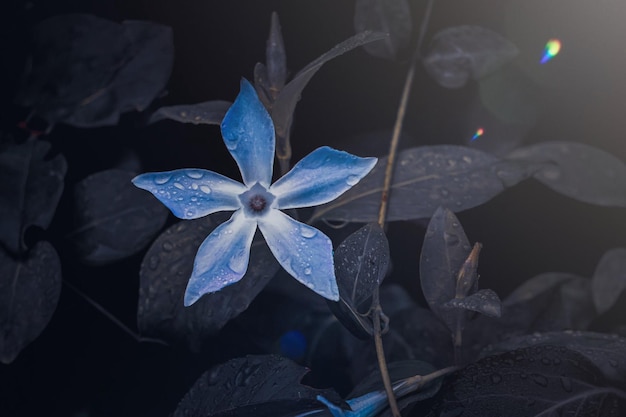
[393,365,459,398]
[63,280,168,346]
[373,1,436,416]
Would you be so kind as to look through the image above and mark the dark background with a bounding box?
[1,1,626,416]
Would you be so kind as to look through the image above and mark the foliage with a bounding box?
[2,3,626,417]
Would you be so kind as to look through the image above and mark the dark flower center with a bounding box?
[249,195,267,212]
[239,182,275,218]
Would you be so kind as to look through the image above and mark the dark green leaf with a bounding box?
[68,169,169,265]
[0,241,61,364]
[16,14,173,127]
[327,223,390,339]
[353,0,411,60]
[439,346,626,417]
[592,248,626,314]
[148,100,231,125]
[444,289,501,318]
[507,141,626,207]
[0,140,67,254]
[137,215,280,350]
[172,355,343,417]
[420,207,472,331]
[481,331,626,384]
[423,25,518,89]
[311,146,534,223]
[503,272,596,333]
[336,223,389,306]
[108,21,173,113]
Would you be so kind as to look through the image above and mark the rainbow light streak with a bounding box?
[471,127,484,141]
[540,38,561,64]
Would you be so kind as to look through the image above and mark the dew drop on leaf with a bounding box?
[490,373,502,384]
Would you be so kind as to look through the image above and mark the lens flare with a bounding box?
[540,39,561,64]
[471,127,484,141]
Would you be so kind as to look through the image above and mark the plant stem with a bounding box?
[393,365,459,397]
[63,280,168,346]
[373,1,435,416]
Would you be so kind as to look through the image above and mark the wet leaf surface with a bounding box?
[353,0,411,59]
[420,207,472,332]
[148,100,231,125]
[328,222,390,339]
[0,140,67,254]
[507,141,626,207]
[423,25,518,89]
[0,241,61,364]
[443,288,501,318]
[311,145,533,223]
[503,272,596,332]
[69,169,169,265]
[137,214,280,349]
[172,355,343,417]
[591,247,626,314]
[482,331,626,384]
[16,14,173,127]
[438,346,626,417]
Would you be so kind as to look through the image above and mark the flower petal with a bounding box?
[132,169,246,219]
[184,210,257,306]
[221,79,275,187]
[258,209,338,301]
[270,146,377,209]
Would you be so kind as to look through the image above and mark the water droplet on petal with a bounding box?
[440,188,450,197]
[346,175,360,186]
[191,183,199,190]
[300,225,317,239]
[173,182,185,190]
[162,241,173,252]
[187,171,203,179]
[228,254,247,274]
[304,267,312,275]
[186,209,195,217]
[154,174,171,185]
[200,185,212,194]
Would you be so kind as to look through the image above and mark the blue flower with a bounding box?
[133,79,377,306]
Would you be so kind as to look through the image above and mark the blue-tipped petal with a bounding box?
[317,391,389,417]
[258,210,338,301]
[270,146,377,210]
[221,79,275,187]
[184,210,257,306]
[132,169,246,219]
